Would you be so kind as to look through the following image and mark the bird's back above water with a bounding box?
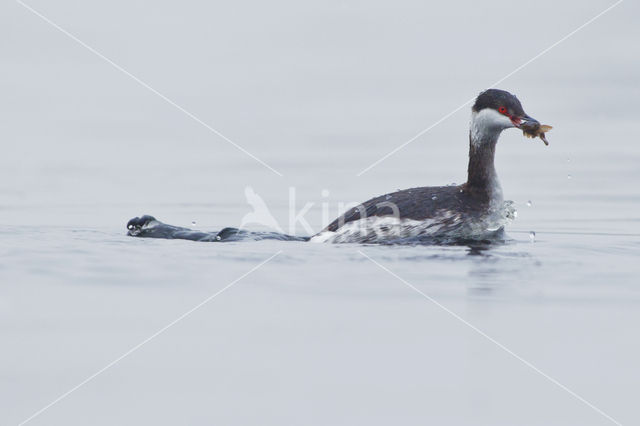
[314,184,518,244]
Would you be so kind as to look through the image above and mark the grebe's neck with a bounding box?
[466,111,504,203]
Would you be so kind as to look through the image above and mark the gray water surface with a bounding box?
[1,0,639,425]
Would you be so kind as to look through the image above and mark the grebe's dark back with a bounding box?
[127,89,543,244]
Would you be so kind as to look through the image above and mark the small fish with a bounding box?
[521,122,552,146]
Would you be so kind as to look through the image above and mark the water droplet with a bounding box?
[567,158,571,163]
[448,182,457,187]
[191,221,196,226]
[567,174,572,180]
[459,189,463,193]
[385,195,392,200]
[529,231,536,242]
[431,195,437,200]
[526,200,532,207]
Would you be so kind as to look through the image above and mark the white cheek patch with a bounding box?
[470,109,514,145]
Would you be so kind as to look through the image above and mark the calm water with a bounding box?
[2,0,639,425]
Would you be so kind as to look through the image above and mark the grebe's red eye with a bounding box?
[498,106,508,115]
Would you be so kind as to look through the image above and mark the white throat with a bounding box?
[469,109,513,146]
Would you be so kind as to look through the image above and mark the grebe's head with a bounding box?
[470,89,539,143]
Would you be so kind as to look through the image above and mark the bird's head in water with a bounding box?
[470,89,539,144]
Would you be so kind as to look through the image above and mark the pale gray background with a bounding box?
[1,0,639,425]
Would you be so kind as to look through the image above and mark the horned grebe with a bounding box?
[127,89,544,244]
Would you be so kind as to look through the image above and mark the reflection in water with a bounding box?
[466,244,493,256]
[465,240,538,296]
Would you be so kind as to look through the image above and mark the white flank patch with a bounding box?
[310,200,517,244]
